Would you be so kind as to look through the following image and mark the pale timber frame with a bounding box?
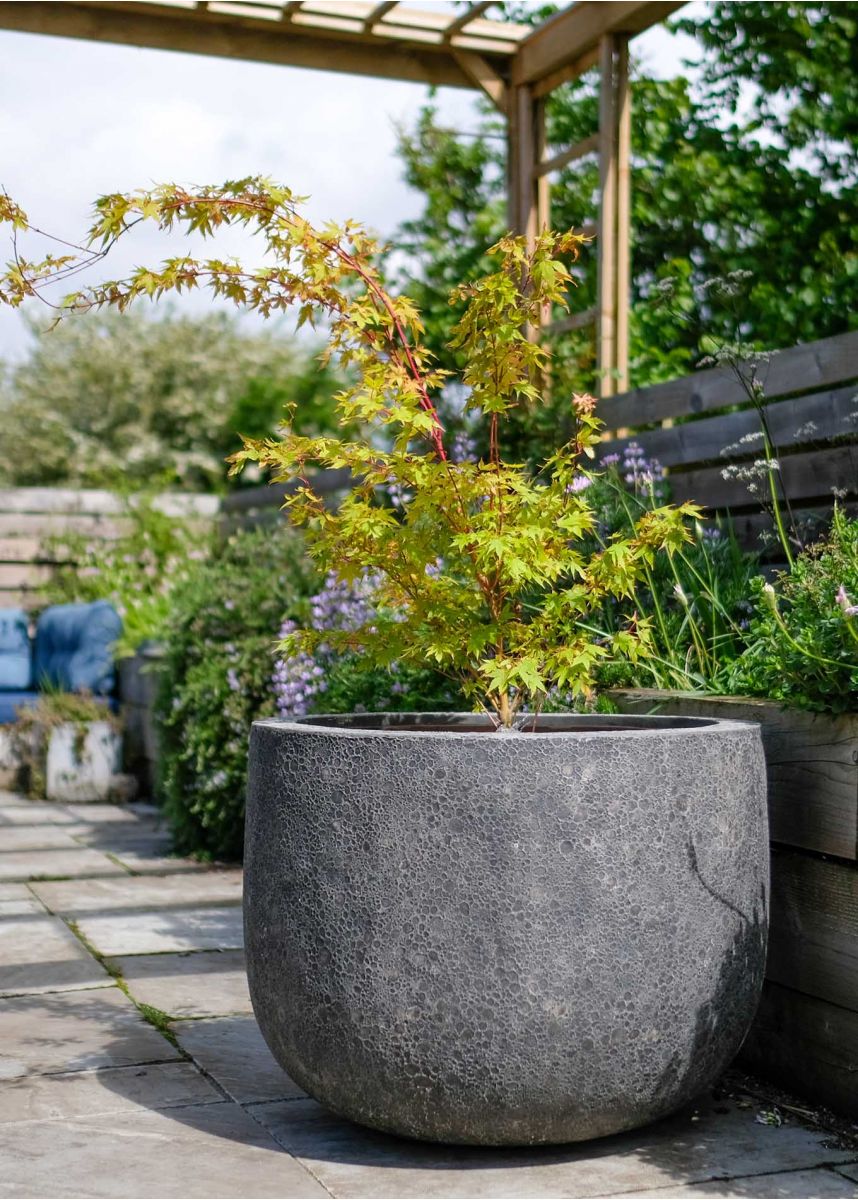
[0,1,682,393]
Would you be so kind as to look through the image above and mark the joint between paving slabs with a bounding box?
[55,914,264,1111]
[22,881,329,1171]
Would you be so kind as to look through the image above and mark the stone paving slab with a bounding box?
[173,1015,304,1104]
[0,806,77,826]
[612,1167,858,1197]
[0,896,45,916]
[114,949,252,1018]
[837,1164,858,1183]
[30,870,243,917]
[0,1061,221,1124]
[106,849,214,875]
[0,987,180,1078]
[0,1101,327,1199]
[1,827,88,852]
[0,848,127,883]
[73,905,244,956]
[0,912,112,996]
[250,1096,858,1199]
[0,883,32,900]
[70,828,174,855]
[62,804,146,825]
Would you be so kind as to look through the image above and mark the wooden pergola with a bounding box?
[0,0,683,394]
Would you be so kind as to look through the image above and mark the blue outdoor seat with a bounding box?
[0,690,40,725]
[0,601,122,724]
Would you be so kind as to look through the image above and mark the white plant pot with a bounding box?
[46,721,122,803]
[0,726,22,790]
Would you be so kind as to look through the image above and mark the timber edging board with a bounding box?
[611,687,858,1117]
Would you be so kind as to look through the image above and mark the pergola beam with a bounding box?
[363,2,397,33]
[0,0,680,393]
[443,3,493,40]
[0,1,481,88]
[453,49,507,113]
[513,1,683,86]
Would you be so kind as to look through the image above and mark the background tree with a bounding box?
[0,309,342,491]
[392,0,857,447]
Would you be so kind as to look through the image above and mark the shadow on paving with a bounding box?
[89,1023,848,1197]
[7,987,851,1196]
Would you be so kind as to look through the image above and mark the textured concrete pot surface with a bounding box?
[245,712,769,1146]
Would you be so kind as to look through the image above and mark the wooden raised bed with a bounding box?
[612,689,858,1117]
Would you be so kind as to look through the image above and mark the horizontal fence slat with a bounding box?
[220,469,353,514]
[597,331,858,430]
[0,488,219,517]
[669,443,858,510]
[729,503,858,552]
[0,589,39,610]
[0,563,53,589]
[600,383,858,469]
[0,514,133,539]
[767,851,858,1013]
[0,537,72,564]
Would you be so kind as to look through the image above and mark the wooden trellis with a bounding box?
[0,0,682,394]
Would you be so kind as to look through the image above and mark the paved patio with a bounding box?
[1,790,856,1200]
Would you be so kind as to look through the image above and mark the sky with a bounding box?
[0,2,704,361]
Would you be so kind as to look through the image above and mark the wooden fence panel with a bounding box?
[0,488,217,611]
[604,383,858,469]
[598,331,858,429]
[597,331,858,551]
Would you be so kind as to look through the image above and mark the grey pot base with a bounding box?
[244,712,769,1145]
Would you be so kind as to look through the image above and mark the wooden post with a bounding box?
[534,96,553,332]
[506,85,520,233]
[597,33,618,398]
[615,36,631,394]
[517,84,537,249]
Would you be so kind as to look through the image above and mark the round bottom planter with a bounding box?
[244,712,768,1146]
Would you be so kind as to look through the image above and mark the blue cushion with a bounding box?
[33,601,122,695]
[0,609,32,691]
[0,690,38,725]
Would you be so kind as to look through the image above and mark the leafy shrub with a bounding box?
[582,443,759,693]
[42,492,210,657]
[273,572,463,720]
[0,310,343,492]
[726,507,858,713]
[154,526,317,860]
[0,184,701,727]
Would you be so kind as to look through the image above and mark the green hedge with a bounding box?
[155,526,316,860]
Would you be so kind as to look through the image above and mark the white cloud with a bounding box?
[0,8,699,359]
[0,28,479,358]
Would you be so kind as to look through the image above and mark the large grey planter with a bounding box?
[245,712,768,1146]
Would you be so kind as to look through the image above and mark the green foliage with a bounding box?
[0,180,703,725]
[586,462,760,692]
[677,2,858,185]
[391,1,857,442]
[321,657,462,716]
[41,492,211,656]
[726,507,858,713]
[0,309,343,491]
[154,526,316,860]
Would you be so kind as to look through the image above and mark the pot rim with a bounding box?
[253,711,758,740]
